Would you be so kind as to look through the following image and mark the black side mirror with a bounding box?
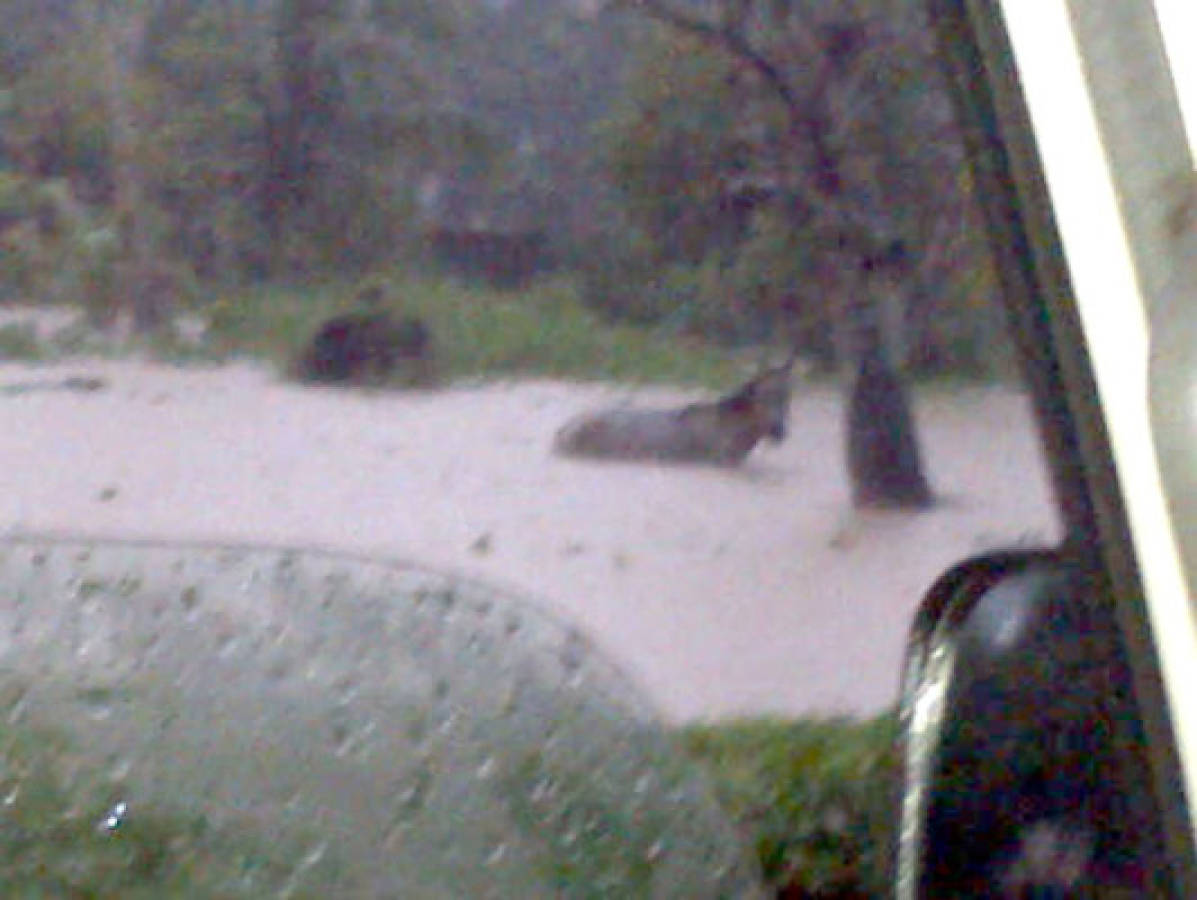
[894,551,1171,897]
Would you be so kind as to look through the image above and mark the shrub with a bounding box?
[0,713,337,898]
[0,322,42,360]
[207,275,740,388]
[679,711,900,898]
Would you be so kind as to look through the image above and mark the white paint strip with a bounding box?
[1155,0,1197,156]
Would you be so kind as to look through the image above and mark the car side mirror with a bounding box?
[893,551,1170,897]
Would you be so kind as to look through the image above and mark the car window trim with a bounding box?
[927,0,1197,888]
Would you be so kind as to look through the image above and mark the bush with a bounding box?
[0,322,42,360]
[679,711,900,898]
[0,712,337,898]
[575,232,671,326]
[207,274,741,388]
[575,211,817,351]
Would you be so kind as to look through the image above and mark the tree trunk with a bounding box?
[616,0,936,505]
[96,2,168,334]
[845,275,934,510]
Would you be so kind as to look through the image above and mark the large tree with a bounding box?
[606,0,994,373]
[0,0,489,299]
[609,0,972,506]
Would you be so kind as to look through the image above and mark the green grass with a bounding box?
[0,322,43,361]
[203,274,748,388]
[13,273,1012,391]
[678,711,900,898]
[0,686,899,897]
[497,746,684,895]
[0,718,344,898]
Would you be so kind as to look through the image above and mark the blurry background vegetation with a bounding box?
[0,3,988,892]
[0,0,1013,382]
[0,705,900,899]
[681,712,901,898]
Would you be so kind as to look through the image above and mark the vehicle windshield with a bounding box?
[0,1,1077,895]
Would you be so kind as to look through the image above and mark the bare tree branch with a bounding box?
[609,0,911,256]
[615,0,803,119]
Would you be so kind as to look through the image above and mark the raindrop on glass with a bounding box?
[96,799,129,834]
[634,772,653,795]
[215,630,239,658]
[645,838,666,863]
[108,755,132,782]
[298,840,327,870]
[485,842,507,866]
[1,683,29,724]
[393,765,433,821]
[0,779,19,807]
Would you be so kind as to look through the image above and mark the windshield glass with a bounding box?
[0,1,1060,895]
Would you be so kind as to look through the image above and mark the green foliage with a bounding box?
[639,257,758,344]
[0,322,42,360]
[599,29,752,265]
[1,0,481,283]
[575,229,671,325]
[206,274,740,388]
[0,0,1014,379]
[904,260,1013,379]
[588,22,831,353]
[144,5,276,279]
[0,173,126,316]
[0,714,339,898]
[578,220,811,350]
[416,276,714,383]
[0,170,29,220]
[0,175,42,301]
[74,222,123,323]
[590,0,1012,377]
[498,748,673,893]
[680,712,900,897]
[4,25,113,201]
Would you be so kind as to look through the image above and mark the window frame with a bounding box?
[927,0,1197,888]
